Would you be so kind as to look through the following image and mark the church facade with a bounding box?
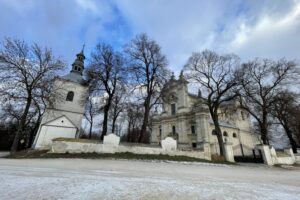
[151,73,260,156]
[33,49,89,149]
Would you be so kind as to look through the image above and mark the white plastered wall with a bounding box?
[34,116,77,149]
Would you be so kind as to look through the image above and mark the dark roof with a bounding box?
[61,72,86,85]
[209,119,236,128]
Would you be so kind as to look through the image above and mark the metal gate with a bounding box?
[234,149,264,163]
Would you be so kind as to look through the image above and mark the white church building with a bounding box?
[151,72,261,156]
[33,49,89,149]
[32,47,260,158]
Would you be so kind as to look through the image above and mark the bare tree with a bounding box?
[87,43,126,140]
[109,84,127,134]
[290,105,300,147]
[125,34,170,142]
[0,38,64,152]
[237,58,298,145]
[84,96,101,139]
[126,102,144,142]
[184,50,240,156]
[271,91,299,153]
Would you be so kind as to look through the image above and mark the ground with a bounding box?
[0,159,299,200]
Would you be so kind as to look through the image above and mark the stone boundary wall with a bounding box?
[257,145,298,165]
[51,140,211,161]
[294,154,300,164]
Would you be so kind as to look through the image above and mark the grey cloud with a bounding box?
[115,0,300,73]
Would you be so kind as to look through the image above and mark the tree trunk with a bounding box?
[89,120,93,139]
[260,126,268,145]
[258,108,268,144]
[212,116,225,156]
[139,98,150,143]
[112,116,117,134]
[11,96,32,153]
[284,125,298,153]
[101,103,110,140]
[28,116,41,148]
[260,118,269,145]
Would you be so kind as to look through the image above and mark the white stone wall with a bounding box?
[51,140,211,161]
[161,137,177,151]
[34,116,78,149]
[33,77,88,149]
[53,78,88,114]
[257,145,297,165]
[295,154,300,164]
[103,134,120,146]
[35,126,77,149]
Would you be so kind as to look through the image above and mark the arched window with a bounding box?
[172,125,176,135]
[223,131,228,137]
[159,125,162,137]
[233,133,237,138]
[66,91,74,102]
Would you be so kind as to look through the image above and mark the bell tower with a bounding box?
[33,47,89,149]
[70,45,85,75]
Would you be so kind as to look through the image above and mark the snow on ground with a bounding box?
[0,159,299,200]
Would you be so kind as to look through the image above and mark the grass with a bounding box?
[5,149,234,165]
[52,138,100,144]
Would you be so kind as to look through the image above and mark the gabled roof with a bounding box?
[43,115,77,129]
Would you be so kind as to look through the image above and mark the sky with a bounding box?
[0,0,300,75]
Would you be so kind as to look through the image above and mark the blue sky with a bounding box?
[0,0,300,75]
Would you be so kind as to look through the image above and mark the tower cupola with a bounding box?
[71,45,85,75]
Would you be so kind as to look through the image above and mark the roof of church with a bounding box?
[61,72,86,84]
[209,119,236,128]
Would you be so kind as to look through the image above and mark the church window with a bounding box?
[172,125,176,135]
[159,125,162,137]
[192,143,197,148]
[75,66,78,71]
[223,131,228,137]
[78,68,81,72]
[66,91,74,102]
[171,103,176,115]
[191,125,196,134]
[233,133,237,138]
[241,111,245,120]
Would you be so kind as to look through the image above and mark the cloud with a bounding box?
[0,0,299,75]
[114,0,300,73]
[0,0,119,71]
[228,1,300,61]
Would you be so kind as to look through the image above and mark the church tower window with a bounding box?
[66,91,74,102]
[171,103,176,115]
[191,125,196,134]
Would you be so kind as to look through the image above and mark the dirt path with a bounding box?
[0,159,299,200]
